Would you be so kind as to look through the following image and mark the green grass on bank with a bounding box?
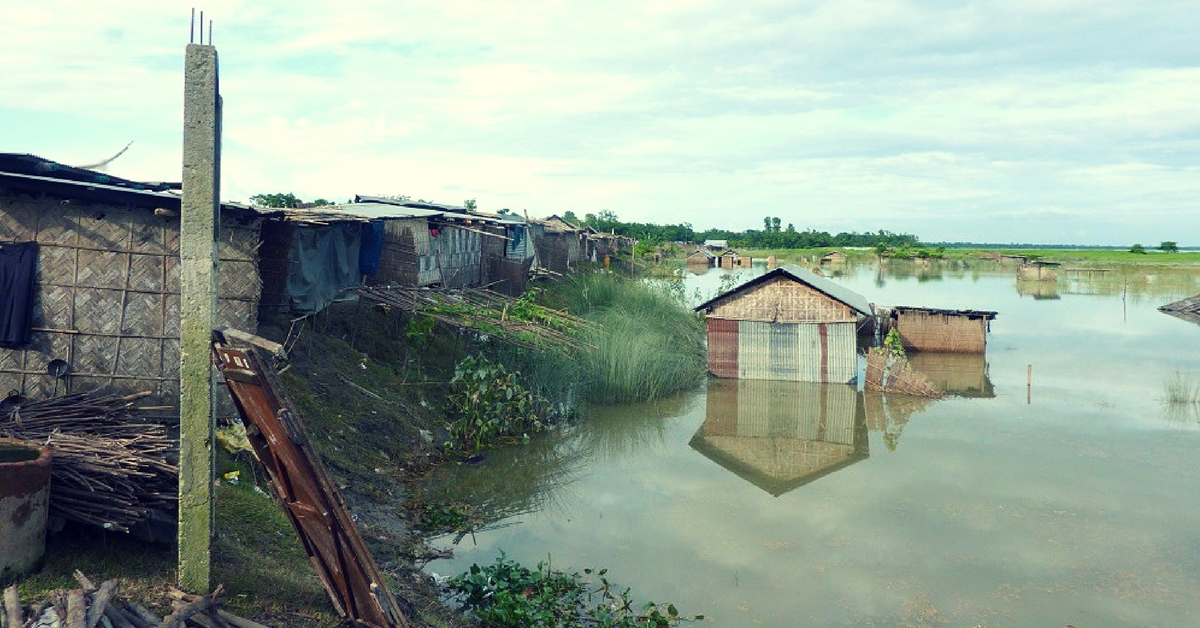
[554,273,707,404]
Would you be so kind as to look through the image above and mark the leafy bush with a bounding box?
[448,552,695,628]
[446,355,545,451]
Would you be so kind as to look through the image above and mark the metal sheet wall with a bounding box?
[736,320,857,383]
[706,318,739,378]
[731,380,859,445]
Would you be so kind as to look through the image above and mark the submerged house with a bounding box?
[694,265,873,383]
[690,379,868,496]
[686,248,715,267]
[888,306,997,354]
[0,153,263,408]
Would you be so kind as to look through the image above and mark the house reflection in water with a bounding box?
[906,352,995,398]
[690,380,868,496]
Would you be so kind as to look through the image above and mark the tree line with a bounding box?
[561,211,919,250]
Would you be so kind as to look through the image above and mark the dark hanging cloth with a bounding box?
[0,241,38,348]
[359,221,385,276]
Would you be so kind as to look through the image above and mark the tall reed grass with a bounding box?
[1164,370,1200,405]
[562,273,706,404]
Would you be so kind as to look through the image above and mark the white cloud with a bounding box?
[3,0,1199,244]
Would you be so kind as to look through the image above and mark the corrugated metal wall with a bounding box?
[730,380,859,444]
[733,320,857,383]
[706,318,739,378]
[429,225,481,288]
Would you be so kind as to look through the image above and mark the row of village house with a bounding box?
[0,152,632,407]
[0,151,998,415]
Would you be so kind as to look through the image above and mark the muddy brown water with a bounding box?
[424,261,1200,627]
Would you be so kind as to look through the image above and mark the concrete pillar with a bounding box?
[179,43,221,592]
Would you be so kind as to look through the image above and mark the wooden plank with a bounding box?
[212,343,408,628]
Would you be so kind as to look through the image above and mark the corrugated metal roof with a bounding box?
[695,265,873,317]
[0,169,267,216]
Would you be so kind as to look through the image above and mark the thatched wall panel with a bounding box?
[218,259,261,299]
[129,253,165,293]
[77,251,126,288]
[73,336,118,375]
[161,339,180,375]
[75,210,130,251]
[0,200,38,240]
[120,337,162,378]
[0,348,20,371]
[40,245,77,285]
[164,255,180,294]
[33,209,74,245]
[131,218,167,255]
[895,311,987,353]
[164,295,181,336]
[1,195,262,411]
[709,276,855,324]
[37,286,74,330]
[74,288,124,334]
[122,293,164,336]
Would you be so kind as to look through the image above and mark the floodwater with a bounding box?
[423,260,1200,627]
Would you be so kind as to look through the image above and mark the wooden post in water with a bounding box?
[1026,363,1032,405]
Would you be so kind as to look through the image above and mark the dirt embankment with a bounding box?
[256,303,476,627]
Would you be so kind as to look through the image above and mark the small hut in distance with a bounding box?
[694,266,873,383]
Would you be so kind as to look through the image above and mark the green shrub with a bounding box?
[446,355,545,451]
[448,552,694,628]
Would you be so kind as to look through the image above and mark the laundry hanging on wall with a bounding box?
[0,241,38,348]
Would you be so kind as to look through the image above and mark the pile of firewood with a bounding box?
[1,573,270,628]
[0,390,177,533]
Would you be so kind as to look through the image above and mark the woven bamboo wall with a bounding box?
[537,231,579,275]
[708,275,856,323]
[907,352,994,397]
[373,218,428,286]
[895,310,988,353]
[1017,264,1057,281]
[0,195,261,410]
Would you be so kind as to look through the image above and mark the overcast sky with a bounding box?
[3,1,1197,244]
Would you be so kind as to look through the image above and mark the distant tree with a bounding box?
[562,210,580,226]
[464,198,477,211]
[310,198,332,206]
[1160,241,1179,253]
[249,192,302,208]
[771,217,781,233]
[1129,243,1147,254]
[497,208,512,216]
[592,210,620,232]
[786,223,795,233]
[764,217,772,232]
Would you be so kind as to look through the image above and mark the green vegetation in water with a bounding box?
[558,273,706,404]
[1164,370,1200,405]
[446,354,546,451]
[884,328,907,360]
[448,552,699,628]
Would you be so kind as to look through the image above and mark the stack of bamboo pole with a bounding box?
[1,574,270,628]
[0,390,177,533]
